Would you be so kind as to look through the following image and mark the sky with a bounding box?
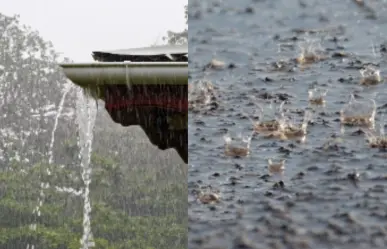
[2,0,187,61]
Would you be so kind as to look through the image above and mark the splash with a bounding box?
[243,99,311,142]
[364,115,387,149]
[76,87,97,249]
[359,65,383,85]
[308,88,328,106]
[198,192,220,204]
[245,98,284,134]
[268,59,296,73]
[278,111,311,142]
[262,104,311,143]
[340,94,376,128]
[267,158,286,181]
[193,186,221,204]
[223,132,252,157]
[188,80,214,110]
[296,39,325,65]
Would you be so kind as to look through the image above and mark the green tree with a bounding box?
[164,5,188,45]
[0,153,186,249]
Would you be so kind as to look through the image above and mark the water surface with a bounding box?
[189,0,387,248]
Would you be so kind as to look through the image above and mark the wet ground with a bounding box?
[188,0,387,248]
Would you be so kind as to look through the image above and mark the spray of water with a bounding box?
[28,84,97,249]
[28,83,73,249]
[48,82,73,165]
[76,87,97,249]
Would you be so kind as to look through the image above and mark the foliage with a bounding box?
[163,5,188,45]
[0,14,71,166]
[0,153,186,249]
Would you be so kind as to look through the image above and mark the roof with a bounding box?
[92,44,188,62]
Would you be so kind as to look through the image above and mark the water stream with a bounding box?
[28,83,73,249]
[47,82,73,165]
[27,85,97,249]
[75,88,97,249]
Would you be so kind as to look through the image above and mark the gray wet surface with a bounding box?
[188,0,387,248]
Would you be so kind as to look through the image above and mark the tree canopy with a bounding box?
[163,5,188,45]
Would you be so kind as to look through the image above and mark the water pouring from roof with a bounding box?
[59,44,188,163]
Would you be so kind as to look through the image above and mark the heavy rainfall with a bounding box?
[188,0,387,248]
[0,4,187,249]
